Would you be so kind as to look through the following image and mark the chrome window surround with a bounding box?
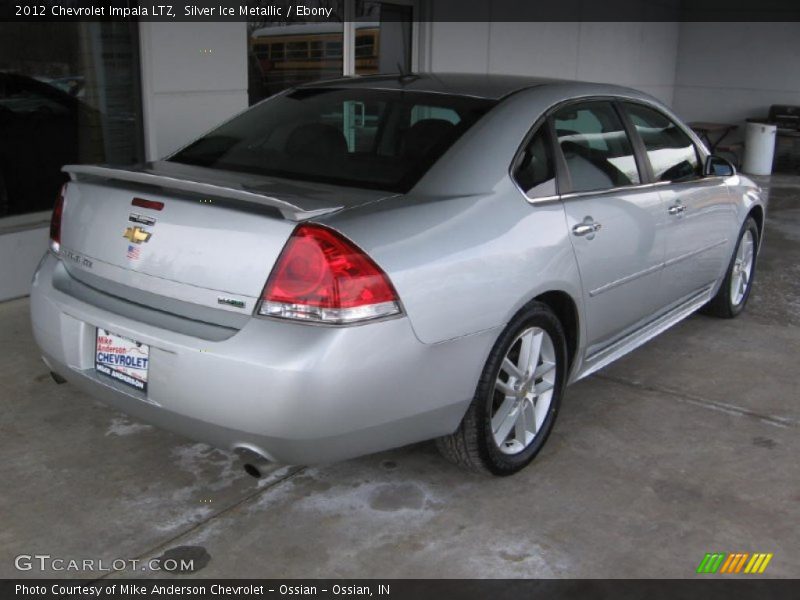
[508,95,713,206]
[515,180,674,205]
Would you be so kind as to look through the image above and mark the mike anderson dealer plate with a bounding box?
[95,328,150,393]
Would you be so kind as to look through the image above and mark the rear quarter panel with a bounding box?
[322,178,583,346]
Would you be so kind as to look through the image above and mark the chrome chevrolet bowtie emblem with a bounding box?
[123,226,152,244]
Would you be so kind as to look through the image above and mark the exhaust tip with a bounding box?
[233,445,272,479]
[243,463,262,479]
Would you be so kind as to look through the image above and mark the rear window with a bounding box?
[170,88,496,193]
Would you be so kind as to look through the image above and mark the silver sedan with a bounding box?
[30,74,764,475]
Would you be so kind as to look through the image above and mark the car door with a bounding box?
[553,100,668,354]
[621,102,738,306]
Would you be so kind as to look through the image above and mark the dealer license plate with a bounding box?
[95,328,150,393]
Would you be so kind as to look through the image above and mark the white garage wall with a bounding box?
[424,16,680,105]
[672,22,800,132]
[0,220,49,302]
[426,21,680,105]
[139,22,248,160]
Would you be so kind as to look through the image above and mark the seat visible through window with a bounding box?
[400,118,455,158]
[554,102,641,193]
[285,123,348,157]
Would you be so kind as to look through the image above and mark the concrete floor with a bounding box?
[1,176,799,579]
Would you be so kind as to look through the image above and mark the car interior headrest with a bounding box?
[286,123,348,157]
[401,119,455,158]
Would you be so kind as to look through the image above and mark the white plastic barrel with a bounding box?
[743,121,777,175]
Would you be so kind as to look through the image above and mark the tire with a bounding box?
[436,301,568,476]
[702,217,759,319]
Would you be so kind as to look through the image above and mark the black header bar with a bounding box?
[2,0,800,22]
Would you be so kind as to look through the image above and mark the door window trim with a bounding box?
[509,117,563,202]
[550,98,646,194]
[616,99,709,186]
[508,94,711,205]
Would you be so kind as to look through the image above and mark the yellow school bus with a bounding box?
[250,22,380,94]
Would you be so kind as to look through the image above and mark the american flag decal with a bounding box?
[126,245,141,260]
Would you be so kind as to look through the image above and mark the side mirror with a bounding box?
[704,155,736,177]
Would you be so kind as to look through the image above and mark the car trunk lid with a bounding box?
[57,162,395,325]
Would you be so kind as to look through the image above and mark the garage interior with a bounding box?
[1,2,799,580]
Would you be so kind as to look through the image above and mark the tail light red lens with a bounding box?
[49,184,66,253]
[259,224,401,324]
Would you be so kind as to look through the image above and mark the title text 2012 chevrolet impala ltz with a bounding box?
[30,74,764,475]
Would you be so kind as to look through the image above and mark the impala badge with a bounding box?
[218,297,246,309]
[123,226,152,244]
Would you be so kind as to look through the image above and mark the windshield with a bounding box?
[169,87,496,193]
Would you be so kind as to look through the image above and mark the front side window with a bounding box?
[554,102,641,193]
[623,103,701,182]
[170,88,495,193]
[513,126,556,198]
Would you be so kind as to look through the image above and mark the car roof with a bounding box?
[298,72,576,101]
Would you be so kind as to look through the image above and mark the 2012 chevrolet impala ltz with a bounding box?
[30,74,765,475]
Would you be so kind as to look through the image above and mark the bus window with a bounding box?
[287,42,308,60]
[270,43,284,61]
[325,41,343,59]
[355,35,375,58]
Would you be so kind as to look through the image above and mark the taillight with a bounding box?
[49,184,66,254]
[259,224,401,324]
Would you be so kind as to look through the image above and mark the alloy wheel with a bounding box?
[491,327,557,455]
[731,229,755,306]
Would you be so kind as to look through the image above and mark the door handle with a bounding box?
[572,222,602,237]
[668,204,687,216]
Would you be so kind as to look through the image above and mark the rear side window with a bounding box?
[513,126,556,198]
[554,102,640,193]
[623,103,701,182]
[169,88,495,193]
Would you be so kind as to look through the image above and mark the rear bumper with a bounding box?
[30,254,494,464]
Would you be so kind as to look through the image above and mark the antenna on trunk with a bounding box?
[397,62,419,84]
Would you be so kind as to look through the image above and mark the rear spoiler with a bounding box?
[62,165,343,221]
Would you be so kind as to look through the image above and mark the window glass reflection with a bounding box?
[0,22,143,218]
[354,2,413,76]
[624,103,701,182]
[554,102,641,193]
[248,2,345,105]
